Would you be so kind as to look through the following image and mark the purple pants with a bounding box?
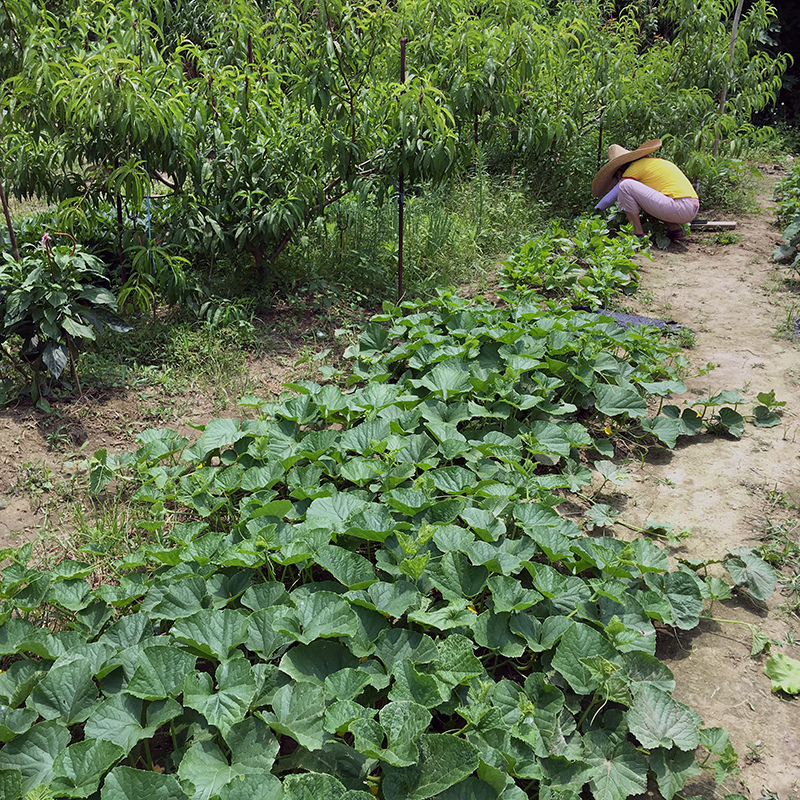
[617,179,699,224]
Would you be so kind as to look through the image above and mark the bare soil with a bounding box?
[624,171,800,796]
[1,170,799,796]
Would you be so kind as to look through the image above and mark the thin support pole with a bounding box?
[398,36,407,301]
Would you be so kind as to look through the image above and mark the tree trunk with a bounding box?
[713,0,745,158]
[0,177,20,261]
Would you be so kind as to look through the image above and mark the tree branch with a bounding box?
[152,171,183,193]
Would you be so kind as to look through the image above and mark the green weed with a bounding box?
[677,328,697,349]
[713,231,743,245]
[70,498,148,559]
[270,176,548,302]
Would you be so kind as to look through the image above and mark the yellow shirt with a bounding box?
[622,158,698,200]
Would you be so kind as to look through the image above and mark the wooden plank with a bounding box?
[689,220,737,231]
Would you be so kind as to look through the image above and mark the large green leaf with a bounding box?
[177,741,244,800]
[100,766,188,800]
[307,493,368,529]
[50,739,126,798]
[274,591,359,644]
[487,575,541,613]
[725,549,777,601]
[460,508,505,542]
[428,466,477,494]
[280,639,359,685]
[626,685,701,751]
[191,419,247,460]
[472,612,526,658]
[360,580,421,618]
[144,577,208,621]
[85,695,182,753]
[171,610,249,660]
[183,654,257,736]
[99,613,154,650]
[126,645,197,701]
[388,660,450,708]
[582,732,647,800]
[0,720,71,796]
[246,609,294,660]
[551,623,618,695]
[428,552,488,599]
[283,772,370,800]
[260,682,326,750]
[216,773,282,800]
[434,635,483,687]
[339,420,392,453]
[648,747,701,800]
[0,769,22,800]
[593,384,648,418]
[429,776,499,800]
[382,734,480,800]
[0,706,38,742]
[351,701,431,767]
[27,658,98,725]
[644,572,703,630]
[224,715,280,772]
[373,629,438,668]
[413,360,473,401]
[525,421,572,458]
[764,653,800,694]
[315,545,377,590]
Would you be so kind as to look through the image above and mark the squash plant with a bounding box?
[0,291,778,800]
[0,235,130,399]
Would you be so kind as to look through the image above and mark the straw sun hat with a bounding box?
[591,139,662,197]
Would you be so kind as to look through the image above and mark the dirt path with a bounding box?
[624,174,800,795]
